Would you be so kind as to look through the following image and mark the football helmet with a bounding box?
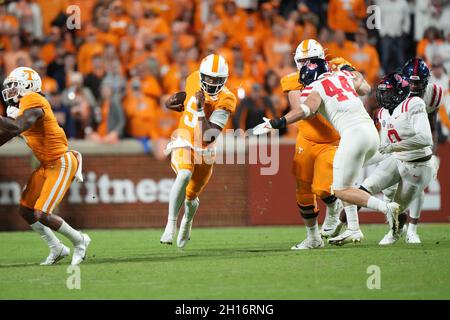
[294,39,325,70]
[299,58,329,86]
[401,58,430,97]
[199,54,228,97]
[376,72,410,111]
[2,67,42,103]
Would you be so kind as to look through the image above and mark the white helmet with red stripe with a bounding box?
[199,54,229,96]
[294,39,325,70]
[2,67,42,103]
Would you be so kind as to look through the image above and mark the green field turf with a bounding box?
[0,224,449,299]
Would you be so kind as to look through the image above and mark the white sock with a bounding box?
[168,169,192,224]
[324,199,342,221]
[409,191,424,220]
[408,223,418,234]
[30,222,61,250]
[344,205,360,230]
[367,196,388,213]
[57,221,83,245]
[305,218,320,239]
[183,198,200,223]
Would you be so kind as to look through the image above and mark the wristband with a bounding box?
[197,109,206,117]
[299,103,311,117]
[270,116,287,129]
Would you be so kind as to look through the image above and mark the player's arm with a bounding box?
[195,90,229,145]
[351,71,371,96]
[252,91,321,135]
[0,108,43,146]
[165,91,186,112]
[428,110,438,154]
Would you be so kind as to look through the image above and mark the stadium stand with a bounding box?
[0,0,449,149]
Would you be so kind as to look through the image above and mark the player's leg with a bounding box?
[177,160,214,248]
[291,186,324,250]
[161,147,194,244]
[356,157,405,245]
[332,126,400,221]
[34,152,89,265]
[312,144,344,238]
[395,161,432,244]
[290,137,323,249]
[19,168,68,265]
[404,155,437,242]
[406,191,424,243]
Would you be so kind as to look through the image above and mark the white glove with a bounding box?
[379,143,394,154]
[252,117,273,136]
[6,106,19,120]
[431,155,440,180]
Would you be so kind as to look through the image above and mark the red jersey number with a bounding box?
[321,76,358,102]
[387,128,402,143]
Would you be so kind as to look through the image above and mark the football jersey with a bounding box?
[280,72,340,144]
[422,82,443,113]
[18,92,68,163]
[378,96,432,162]
[175,70,237,149]
[308,70,373,135]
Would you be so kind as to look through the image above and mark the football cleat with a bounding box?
[320,219,344,239]
[379,225,406,246]
[291,237,324,250]
[177,217,193,249]
[160,221,177,245]
[40,244,70,266]
[328,229,364,246]
[71,233,91,265]
[406,231,421,244]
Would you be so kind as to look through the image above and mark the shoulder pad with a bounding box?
[280,72,303,92]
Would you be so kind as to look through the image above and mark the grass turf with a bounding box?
[0,224,449,299]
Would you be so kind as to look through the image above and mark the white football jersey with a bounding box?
[378,96,433,162]
[307,70,373,134]
[422,82,443,113]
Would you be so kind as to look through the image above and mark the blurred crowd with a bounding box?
[1,0,450,155]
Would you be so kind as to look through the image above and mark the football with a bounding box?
[165,91,186,112]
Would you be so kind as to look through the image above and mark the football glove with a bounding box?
[253,117,273,135]
[6,106,19,119]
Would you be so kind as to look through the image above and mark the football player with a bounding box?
[279,39,345,250]
[378,58,443,244]
[254,59,401,244]
[160,54,237,248]
[0,67,89,265]
[360,72,433,240]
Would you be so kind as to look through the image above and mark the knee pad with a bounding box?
[296,193,316,208]
[298,204,319,220]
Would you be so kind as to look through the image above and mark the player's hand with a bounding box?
[195,90,205,111]
[6,106,19,120]
[252,117,273,135]
[379,143,394,154]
